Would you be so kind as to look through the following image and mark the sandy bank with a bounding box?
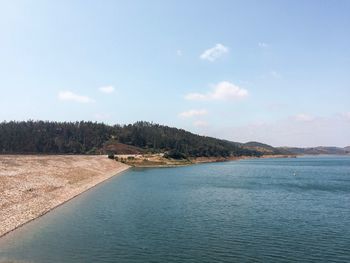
[116,153,297,167]
[0,155,129,238]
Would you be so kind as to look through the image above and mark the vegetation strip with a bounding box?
[0,121,293,157]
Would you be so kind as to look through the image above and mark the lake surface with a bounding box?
[1,156,350,262]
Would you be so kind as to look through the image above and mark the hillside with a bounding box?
[242,141,292,155]
[102,140,144,155]
[0,121,270,158]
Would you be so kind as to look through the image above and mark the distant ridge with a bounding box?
[278,146,350,155]
[241,141,292,155]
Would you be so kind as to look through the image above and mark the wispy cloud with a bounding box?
[258,42,269,48]
[99,85,115,94]
[260,70,282,80]
[58,91,94,103]
[185,81,248,101]
[176,49,183,56]
[179,109,208,118]
[200,43,229,62]
[294,113,315,122]
[193,120,209,127]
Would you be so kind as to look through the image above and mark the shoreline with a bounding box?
[126,154,298,168]
[0,154,294,238]
[0,167,129,239]
[0,155,130,238]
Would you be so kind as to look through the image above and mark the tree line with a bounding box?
[0,120,262,157]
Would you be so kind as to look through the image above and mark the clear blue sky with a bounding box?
[0,0,349,147]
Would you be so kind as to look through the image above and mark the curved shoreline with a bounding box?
[0,155,130,238]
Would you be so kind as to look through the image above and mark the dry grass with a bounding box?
[116,154,192,167]
[0,155,129,237]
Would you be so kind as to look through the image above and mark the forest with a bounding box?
[0,120,265,158]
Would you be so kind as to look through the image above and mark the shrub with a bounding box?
[164,150,187,160]
[107,152,115,159]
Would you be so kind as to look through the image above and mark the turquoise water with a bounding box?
[0,156,350,262]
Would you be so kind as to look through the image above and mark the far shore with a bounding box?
[116,153,298,168]
[0,155,130,238]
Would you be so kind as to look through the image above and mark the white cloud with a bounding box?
[294,113,315,122]
[176,49,183,56]
[99,85,115,94]
[58,91,94,103]
[193,120,208,127]
[258,42,269,48]
[185,81,248,101]
[179,109,208,118]
[200,43,229,62]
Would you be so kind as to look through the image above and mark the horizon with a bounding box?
[0,1,349,147]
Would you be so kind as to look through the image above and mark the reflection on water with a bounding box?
[1,156,350,263]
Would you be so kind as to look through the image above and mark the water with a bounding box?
[1,156,350,262]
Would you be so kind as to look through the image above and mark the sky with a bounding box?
[0,0,349,147]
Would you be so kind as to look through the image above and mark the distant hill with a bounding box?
[278,146,349,155]
[241,141,292,155]
[0,120,272,158]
